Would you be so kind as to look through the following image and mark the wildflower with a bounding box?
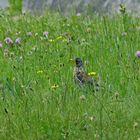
[135,51,140,58]
[76,13,81,16]
[88,72,96,76]
[56,36,63,40]
[51,84,59,90]
[80,95,86,101]
[48,39,55,42]
[43,31,49,37]
[27,32,32,36]
[15,37,22,44]
[37,70,43,74]
[4,37,13,45]
[0,43,2,48]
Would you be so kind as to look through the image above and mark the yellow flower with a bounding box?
[37,70,43,74]
[88,72,96,76]
[48,36,62,43]
[51,84,59,90]
[48,39,55,42]
[56,36,63,40]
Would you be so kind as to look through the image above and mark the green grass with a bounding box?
[0,11,140,140]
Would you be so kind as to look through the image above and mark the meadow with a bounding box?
[0,10,140,140]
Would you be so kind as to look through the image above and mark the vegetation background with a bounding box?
[0,0,140,140]
[0,0,140,15]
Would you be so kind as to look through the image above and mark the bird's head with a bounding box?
[75,58,83,68]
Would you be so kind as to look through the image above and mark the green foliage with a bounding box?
[8,0,22,15]
[0,11,140,139]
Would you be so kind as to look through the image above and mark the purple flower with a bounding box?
[135,51,140,58]
[43,31,49,37]
[27,32,32,36]
[15,37,22,44]
[4,37,13,45]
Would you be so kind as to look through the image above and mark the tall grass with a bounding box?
[8,0,22,15]
[0,11,140,139]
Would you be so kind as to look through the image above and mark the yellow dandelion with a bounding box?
[88,72,96,76]
[37,70,43,74]
[56,36,63,40]
[69,58,73,61]
[48,39,55,42]
[51,84,59,90]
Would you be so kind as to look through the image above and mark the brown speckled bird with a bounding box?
[73,58,99,91]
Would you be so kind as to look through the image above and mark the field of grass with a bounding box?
[0,11,140,140]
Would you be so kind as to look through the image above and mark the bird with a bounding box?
[73,58,99,91]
